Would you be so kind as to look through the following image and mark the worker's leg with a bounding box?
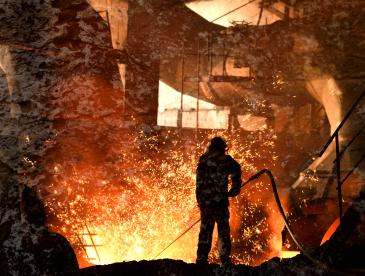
[217,207,231,265]
[196,207,215,264]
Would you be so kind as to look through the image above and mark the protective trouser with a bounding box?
[196,205,231,264]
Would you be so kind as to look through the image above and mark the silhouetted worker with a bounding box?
[196,137,242,268]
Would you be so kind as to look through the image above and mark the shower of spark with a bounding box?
[40,123,285,268]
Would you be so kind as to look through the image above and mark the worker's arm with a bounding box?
[195,163,205,205]
[228,159,242,197]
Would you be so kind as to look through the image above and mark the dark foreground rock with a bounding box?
[80,188,365,276]
[79,255,364,276]
[80,259,253,276]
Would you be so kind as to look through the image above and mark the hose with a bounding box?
[246,169,316,261]
[240,169,356,275]
[153,169,357,275]
[154,169,307,259]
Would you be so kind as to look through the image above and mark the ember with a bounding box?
[41,127,286,267]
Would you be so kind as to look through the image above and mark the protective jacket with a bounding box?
[196,151,242,208]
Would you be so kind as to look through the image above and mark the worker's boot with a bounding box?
[196,257,208,266]
[220,257,232,275]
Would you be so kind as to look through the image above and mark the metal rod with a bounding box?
[342,153,365,185]
[153,218,200,259]
[180,46,185,128]
[334,124,365,162]
[319,90,365,157]
[335,133,343,223]
[85,224,101,263]
[256,0,264,26]
[196,39,200,136]
[209,34,213,76]
[105,10,114,49]
[222,38,226,76]
[76,235,90,259]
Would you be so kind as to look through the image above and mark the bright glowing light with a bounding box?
[43,125,280,267]
[320,217,340,246]
[280,251,300,259]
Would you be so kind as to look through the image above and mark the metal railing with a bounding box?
[152,90,365,272]
[317,90,365,223]
[153,89,365,257]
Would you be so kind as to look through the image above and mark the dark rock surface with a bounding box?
[80,259,250,276]
[80,187,365,275]
[0,186,79,276]
[0,1,122,274]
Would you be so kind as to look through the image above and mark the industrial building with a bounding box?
[0,0,364,274]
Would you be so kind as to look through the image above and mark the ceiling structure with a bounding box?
[187,0,301,26]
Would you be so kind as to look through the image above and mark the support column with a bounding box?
[124,0,160,127]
